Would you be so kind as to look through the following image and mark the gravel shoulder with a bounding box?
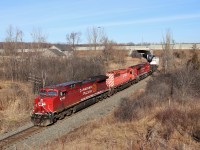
[5,77,150,150]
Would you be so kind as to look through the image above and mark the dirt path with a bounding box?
[5,76,150,150]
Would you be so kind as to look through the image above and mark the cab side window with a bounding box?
[60,91,67,97]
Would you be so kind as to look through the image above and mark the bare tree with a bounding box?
[101,36,115,61]
[192,43,198,51]
[3,25,23,55]
[30,28,48,88]
[87,26,105,50]
[162,30,175,74]
[30,27,48,69]
[2,26,24,81]
[31,28,47,50]
[66,32,81,51]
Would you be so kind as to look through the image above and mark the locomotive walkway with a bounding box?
[2,76,151,150]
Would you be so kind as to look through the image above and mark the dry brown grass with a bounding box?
[0,80,35,134]
[75,50,103,57]
[46,103,200,150]
[47,103,200,150]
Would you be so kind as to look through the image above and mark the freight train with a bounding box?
[31,62,157,126]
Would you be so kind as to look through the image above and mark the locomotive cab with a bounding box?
[40,89,58,97]
[31,88,60,126]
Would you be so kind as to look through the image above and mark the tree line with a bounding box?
[0,25,127,90]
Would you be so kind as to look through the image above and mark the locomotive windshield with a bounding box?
[40,90,47,96]
[40,90,58,97]
[48,91,57,96]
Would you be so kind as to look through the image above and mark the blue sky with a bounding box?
[0,0,200,43]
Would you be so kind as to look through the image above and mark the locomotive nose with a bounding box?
[38,98,46,107]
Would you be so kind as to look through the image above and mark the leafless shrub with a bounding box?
[147,64,200,101]
[146,75,172,101]
[102,37,116,61]
[114,93,159,122]
[112,50,126,65]
[171,66,200,99]
[114,98,136,122]
[161,30,175,74]
[156,108,187,138]
[174,51,186,59]
[187,51,200,70]
[192,43,198,51]
[156,107,200,142]
[102,40,126,65]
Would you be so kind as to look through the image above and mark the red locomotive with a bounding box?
[106,67,138,95]
[31,62,154,126]
[31,75,108,126]
[129,62,152,80]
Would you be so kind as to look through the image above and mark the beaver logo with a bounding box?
[92,84,97,92]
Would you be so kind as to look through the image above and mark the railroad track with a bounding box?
[0,126,42,149]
